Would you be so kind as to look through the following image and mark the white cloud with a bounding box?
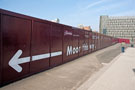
[85,0,108,9]
[93,1,127,13]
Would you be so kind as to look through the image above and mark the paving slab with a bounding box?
[79,47,135,90]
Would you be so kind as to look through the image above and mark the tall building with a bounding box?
[99,15,135,43]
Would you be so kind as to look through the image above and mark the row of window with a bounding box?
[108,19,135,23]
[107,27,135,29]
[108,36,134,39]
[107,23,135,26]
[107,33,135,37]
[107,32,135,35]
[107,30,135,32]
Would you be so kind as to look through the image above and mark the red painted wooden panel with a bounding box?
[97,33,100,50]
[83,31,89,54]
[50,23,63,67]
[89,32,92,53]
[30,21,50,73]
[94,33,98,51]
[119,38,130,44]
[91,32,95,52]
[79,30,84,56]
[0,12,2,85]
[63,26,73,62]
[2,14,31,84]
[72,28,79,59]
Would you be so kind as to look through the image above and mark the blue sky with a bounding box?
[0,0,135,31]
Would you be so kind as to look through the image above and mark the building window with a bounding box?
[103,29,107,34]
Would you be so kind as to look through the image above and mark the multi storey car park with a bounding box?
[0,9,118,86]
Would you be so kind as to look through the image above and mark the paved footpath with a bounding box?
[80,47,135,90]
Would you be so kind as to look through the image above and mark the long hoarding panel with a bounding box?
[98,33,101,50]
[2,14,31,84]
[104,36,106,47]
[50,23,63,67]
[95,33,98,51]
[103,36,105,48]
[97,33,100,50]
[0,13,2,85]
[30,21,50,73]
[102,35,104,48]
[97,33,99,50]
[79,30,84,56]
[93,33,96,51]
[83,31,89,55]
[63,26,73,63]
[72,28,79,59]
[91,32,95,52]
[89,32,92,53]
[0,9,118,86]
[100,35,103,49]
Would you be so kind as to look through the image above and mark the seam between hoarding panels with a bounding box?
[29,19,33,73]
[49,23,52,67]
[62,26,64,63]
[0,13,3,85]
[0,13,4,85]
[77,30,79,57]
[0,12,2,85]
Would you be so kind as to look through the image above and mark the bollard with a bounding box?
[131,44,134,47]
[121,47,125,52]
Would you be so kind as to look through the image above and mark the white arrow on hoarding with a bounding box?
[9,50,30,72]
[9,50,62,73]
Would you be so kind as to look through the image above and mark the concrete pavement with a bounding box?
[78,47,135,90]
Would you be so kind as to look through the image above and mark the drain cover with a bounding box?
[133,69,135,73]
